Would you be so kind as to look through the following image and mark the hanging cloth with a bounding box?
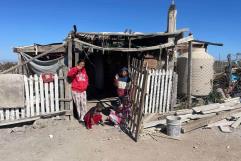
[21,53,65,75]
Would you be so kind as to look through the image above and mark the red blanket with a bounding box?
[84,108,102,129]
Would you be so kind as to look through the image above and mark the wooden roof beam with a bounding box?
[192,40,223,46]
[13,44,66,54]
[76,28,189,37]
[74,35,194,52]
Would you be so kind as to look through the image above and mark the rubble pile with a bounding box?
[143,97,241,138]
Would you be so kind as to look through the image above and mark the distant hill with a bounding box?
[0,61,17,72]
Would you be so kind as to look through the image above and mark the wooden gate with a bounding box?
[123,58,177,141]
[124,58,148,142]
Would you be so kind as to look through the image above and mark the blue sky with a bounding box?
[0,0,240,61]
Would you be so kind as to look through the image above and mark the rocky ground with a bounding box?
[0,117,241,161]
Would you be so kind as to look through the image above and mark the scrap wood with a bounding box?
[0,116,40,127]
[192,104,219,113]
[40,110,68,119]
[192,101,240,114]
[231,112,241,119]
[175,109,193,115]
[189,113,216,120]
[219,126,232,133]
[202,103,241,114]
[176,113,216,121]
[143,119,166,129]
[231,117,241,129]
[201,103,241,114]
[224,97,240,103]
[206,119,234,128]
[178,114,193,120]
[181,108,241,133]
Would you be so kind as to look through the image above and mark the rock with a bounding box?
[32,119,49,129]
[49,134,54,139]
[8,126,26,134]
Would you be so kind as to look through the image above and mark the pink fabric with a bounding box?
[109,110,122,125]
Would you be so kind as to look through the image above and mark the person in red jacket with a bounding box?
[67,59,89,122]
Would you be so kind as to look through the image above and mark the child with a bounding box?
[108,96,131,127]
[84,103,104,129]
[114,67,131,101]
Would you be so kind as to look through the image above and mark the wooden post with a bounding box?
[227,54,232,86]
[171,73,178,111]
[75,53,79,66]
[68,40,73,68]
[166,53,169,70]
[128,37,131,69]
[59,69,65,111]
[18,54,23,74]
[67,39,74,119]
[187,41,192,108]
[74,43,79,66]
[158,48,163,69]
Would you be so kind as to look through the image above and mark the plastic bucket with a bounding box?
[166,116,181,137]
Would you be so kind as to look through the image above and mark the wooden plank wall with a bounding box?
[144,69,176,114]
[0,74,60,122]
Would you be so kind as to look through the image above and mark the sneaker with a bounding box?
[79,120,85,127]
[99,121,104,126]
[78,119,84,123]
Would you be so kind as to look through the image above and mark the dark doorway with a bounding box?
[85,52,128,100]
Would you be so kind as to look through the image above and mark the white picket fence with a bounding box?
[0,74,60,122]
[144,69,175,114]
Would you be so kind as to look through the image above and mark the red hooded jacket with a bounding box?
[67,67,89,92]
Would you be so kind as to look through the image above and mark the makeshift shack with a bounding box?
[0,1,224,141]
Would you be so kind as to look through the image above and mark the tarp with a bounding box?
[0,74,25,108]
[21,53,64,75]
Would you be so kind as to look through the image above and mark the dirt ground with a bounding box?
[0,117,241,161]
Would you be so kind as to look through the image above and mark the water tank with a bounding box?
[177,47,214,96]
